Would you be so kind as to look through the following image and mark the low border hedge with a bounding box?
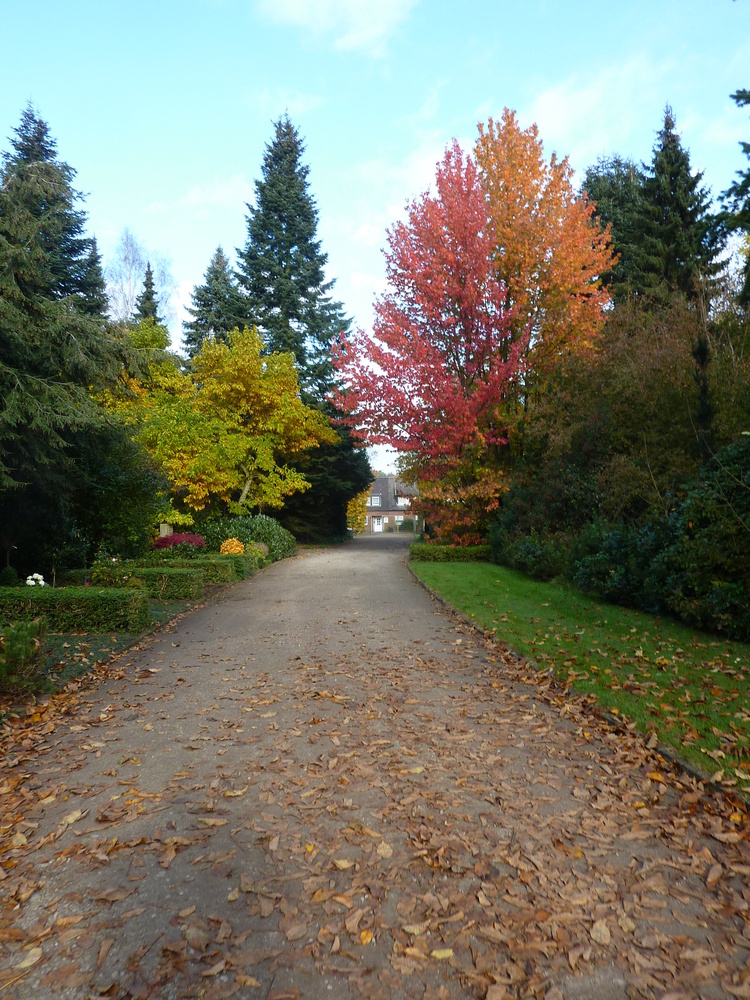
[409,543,491,562]
[0,586,152,633]
[132,567,204,600]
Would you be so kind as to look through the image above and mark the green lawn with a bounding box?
[411,561,750,794]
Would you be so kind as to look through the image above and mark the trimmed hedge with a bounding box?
[132,567,204,600]
[410,543,491,563]
[0,586,152,633]
[200,515,296,562]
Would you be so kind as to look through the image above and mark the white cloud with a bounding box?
[255,0,418,55]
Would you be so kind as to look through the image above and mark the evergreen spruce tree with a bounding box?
[183,247,248,357]
[0,107,135,574]
[722,89,750,306]
[133,261,162,324]
[630,107,721,302]
[586,110,722,304]
[236,116,371,538]
[583,156,646,301]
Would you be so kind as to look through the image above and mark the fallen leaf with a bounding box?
[403,922,430,936]
[227,888,239,902]
[360,929,373,945]
[237,974,262,988]
[590,920,611,946]
[431,948,453,960]
[224,787,248,798]
[377,841,393,859]
[202,959,226,977]
[332,858,355,870]
[97,938,114,968]
[198,817,228,827]
[269,835,280,852]
[706,863,722,887]
[14,948,43,970]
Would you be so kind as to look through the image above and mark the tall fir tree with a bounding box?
[133,261,162,324]
[631,107,721,302]
[235,116,370,538]
[0,107,136,573]
[582,156,646,301]
[722,88,750,306]
[183,246,248,357]
[585,109,722,304]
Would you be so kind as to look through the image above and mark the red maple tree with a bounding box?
[333,142,528,540]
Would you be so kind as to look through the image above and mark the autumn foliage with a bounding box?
[334,115,613,540]
[116,327,337,514]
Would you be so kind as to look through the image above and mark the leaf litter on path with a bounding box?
[0,545,748,999]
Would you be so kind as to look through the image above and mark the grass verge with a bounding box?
[411,561,750,796]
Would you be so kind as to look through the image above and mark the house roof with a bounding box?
[366,476,417,511]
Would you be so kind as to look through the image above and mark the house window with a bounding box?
[397,496,410,507]
[394,515,403,522]
[370,496,381,506]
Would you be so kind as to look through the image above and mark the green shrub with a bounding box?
[90,559,145,588]
[132,567,204,600]
[0,587,151,632]
[398,519,414,532]
[489,526,571,581]
[200,515,295,561]
[0,566,20,587]
[0,618,47,693]
[410,543,491,562]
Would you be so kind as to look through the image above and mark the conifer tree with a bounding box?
[586,109,722,304]
[0,107,134,572]
[236,116,371,538]
[183,247,247,356]
[723,88,750,306]
[236,115,343,399]
[133,261,162,324]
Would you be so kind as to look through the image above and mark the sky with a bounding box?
[3,0,750,470]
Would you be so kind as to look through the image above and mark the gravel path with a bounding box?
[1,535,748,1000]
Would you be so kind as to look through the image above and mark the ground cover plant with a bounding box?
[411,560,750,795]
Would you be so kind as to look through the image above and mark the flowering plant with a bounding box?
[220,537,245,555]
[25,573,46,587]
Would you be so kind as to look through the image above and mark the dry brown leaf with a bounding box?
[430,948,453,960]
[403,922,430,936]
[377,841,393,859]
[332,858,355,870]
[236,974,262,988]
[97,938,114,969]
[202,959,226,977]
[13,947,42,970]
[183,924,210,952]
[706,863,723,888]
[198,817,228,827]
[360,929,373,945]
[284,920,307,941]
[590,919,610,945]
[269,834,280,852]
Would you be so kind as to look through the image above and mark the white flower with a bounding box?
[26,573,46,587]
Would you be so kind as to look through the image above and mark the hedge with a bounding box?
[410,543,491,562]
[0,586,152,633]
[131,567,204,600]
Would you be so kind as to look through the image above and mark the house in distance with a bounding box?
[365,476,419,534]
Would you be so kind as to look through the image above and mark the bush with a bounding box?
[90,559,144,589]
[132,567,204,600]
[0,618,47,693]
[398,519,414,533]
[220,537,244,555]
[151,533,206,556]
[0,566,20,587]
[489,525,571,581]
[410,543,491,562]
[200,515,296,562]
[0,587,152,632]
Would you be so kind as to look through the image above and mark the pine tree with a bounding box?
[0,107,135,573]
[183,247,247,356]
[722,89,750,306]
[2,104,105,314]
[236,115,344,399]
[235,116,371,538]
[583,156,646,301]
[630,107,721,302]
[133,261,162,324]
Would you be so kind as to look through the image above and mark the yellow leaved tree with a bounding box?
[119,326,337,513]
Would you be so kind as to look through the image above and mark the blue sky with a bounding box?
[3,0,749,351]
